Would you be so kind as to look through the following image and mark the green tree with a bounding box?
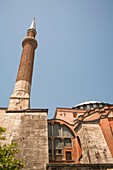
[0,127,24,170]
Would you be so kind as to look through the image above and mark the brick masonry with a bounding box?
[8,24,38,110]
[16,39,37,84]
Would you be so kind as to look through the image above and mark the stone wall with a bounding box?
[77,124,113,163]
[47,163,113,170]
[0,109,48,170]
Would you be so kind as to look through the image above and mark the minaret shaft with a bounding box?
[8,19,38,110]
[16,41,35,84]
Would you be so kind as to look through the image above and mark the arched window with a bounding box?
[48,121,77,162]
[62,125,74,138]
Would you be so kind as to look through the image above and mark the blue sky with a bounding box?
[0,0,113,118]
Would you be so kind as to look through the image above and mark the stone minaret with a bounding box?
[8,18,38,110]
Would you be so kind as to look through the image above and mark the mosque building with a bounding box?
[0,19,113,170]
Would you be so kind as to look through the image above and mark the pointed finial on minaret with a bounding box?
[29,17,36,30]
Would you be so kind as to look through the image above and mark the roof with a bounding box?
[74,101,101,107]
[29,17,36,30]
[73,101,110,110]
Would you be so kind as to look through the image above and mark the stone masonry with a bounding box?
[0,19,49,170]
[77,124,113,163]
[47,163,113,170]
[1,19,113,170]
[0,109,48,170]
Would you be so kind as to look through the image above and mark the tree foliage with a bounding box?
[0,127,24,170]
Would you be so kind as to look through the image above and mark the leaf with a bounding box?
[0,127,24,169]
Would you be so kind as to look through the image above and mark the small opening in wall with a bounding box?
[49,149,52,154]
[58,149,62,154]
[73,112,77,118]
[66,151,72,160]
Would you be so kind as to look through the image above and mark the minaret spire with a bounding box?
[8,19,38,110]
[29,17,36,30]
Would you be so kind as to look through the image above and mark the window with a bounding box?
[73,112,77,118]
[48,122,76,162]
[64,138,72,147]
[54,139,62,149]
[66,151,72,160]
[80,106,84,110]
[93,104,97,108]
[87,105,91,110]
[62,125,74,137]
[48,123,52,136]
[99,104,103,108]
[53,123,61,136]
[49,139,52,160]
[55,149,62,155]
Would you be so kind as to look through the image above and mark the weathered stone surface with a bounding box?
[0,109,48,170]
[77,124,113,163]
[47,163,113,170]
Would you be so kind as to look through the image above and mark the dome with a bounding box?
[74,101,101,107]
[73,101,109,110]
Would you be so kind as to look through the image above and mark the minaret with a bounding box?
[8,18,38,110]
